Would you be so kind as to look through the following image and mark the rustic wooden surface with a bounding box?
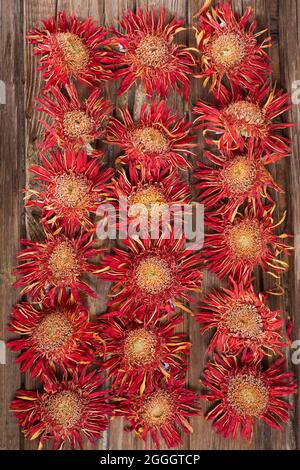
[0,0,300,450]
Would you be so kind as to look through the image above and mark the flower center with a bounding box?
[63,110,93,140]
[124,328,158,366]
[222,156,256,194]
[54,173,90,208]
[227,375,269,417]
[48,242,79,281]
[141,391,173,426]
[55,32,89,73]
[223,101,265,137]
[210,33,246,69]
[224,302,263,339]
[129,186,166,212]
[33,311,73,352]
[135,35,169,68]
[131,127,169,154]
[135,256,172,295]
[44,391,83,430]
[227,220,263,259]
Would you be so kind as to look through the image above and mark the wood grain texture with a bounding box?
[0,0,299,450]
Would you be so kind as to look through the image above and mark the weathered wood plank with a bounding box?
[0,0,24,451]
[278,0,300,450]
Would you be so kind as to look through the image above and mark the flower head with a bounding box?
[37,84,112,156]
[196,280,285,358]
[115,377,200,448]
[27,11,113,88]
[111,8,196,100]
[101,311,190,394]
[106,100,195,168]
[195,2,271,90]
[203,204,291,282]
[194,145,282,218]
[8,293,101,378]
[110,165,191,236]
[96,233,202,315]
[193,83,293,162]
[27,148,113,233]
[202,355,296,440]
[11,368,111,449]
[14,230,100,301]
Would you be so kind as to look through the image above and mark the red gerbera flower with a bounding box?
[202,354,296,440]
[203,204,291,281]
[37,84,112,156]
[101,311,190,394]
[194,1,271,91]
[114,377,200,449]
[110,165,191,237]
[111,7,196,100]
[27,148,113,233]
[27,11,113,88]
[8,293,101,378]
[106,100,196,168]
[11,368,111,449]
[14,230,100,301]
[193,83,293,162]
[96,233,202,315]
[196,280,285,358]
[194,144,282,218]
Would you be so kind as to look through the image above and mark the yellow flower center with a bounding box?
[63,110,93,140]
[224,302,263,339]
[135,256,172,295]
[44,391,83,430]
[34,311,73,352]
[141,391,173,426]
[227,220,263,259]
[124,328,157,366]
[135,35,169,68]
[210,33,246,69]
[48,242,79,281]
[224,101,265,137]
[227,375,269,417]
[54,173,90,209]
[55,32,89,73]
[131,127,169,154]
[222,156,256,194]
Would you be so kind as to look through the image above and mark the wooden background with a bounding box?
[1,0,300,451]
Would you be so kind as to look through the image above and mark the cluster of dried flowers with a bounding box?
[8,1,296,450]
